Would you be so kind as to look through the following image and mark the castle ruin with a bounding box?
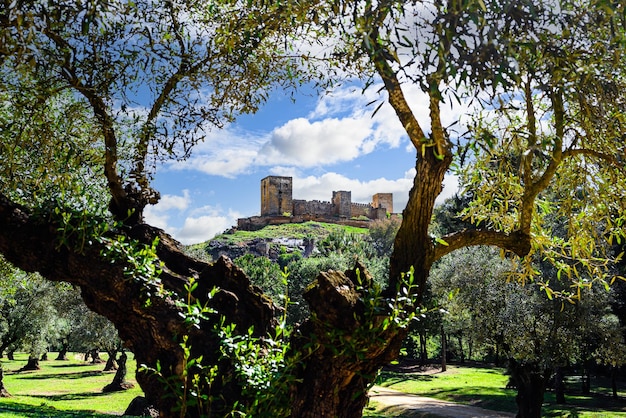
[237,176,394,230]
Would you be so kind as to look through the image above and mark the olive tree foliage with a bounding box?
[0,0,306,220]
[301,0,626,291]
[0,258,58,360]
[431,246,624,365]
[430,244,626,408]
[0,1,626,417]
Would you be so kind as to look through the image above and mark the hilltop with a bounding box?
[186,221,370,263]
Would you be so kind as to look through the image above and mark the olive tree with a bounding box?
[0,1,625,418]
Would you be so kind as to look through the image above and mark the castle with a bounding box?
[237,176,394,231]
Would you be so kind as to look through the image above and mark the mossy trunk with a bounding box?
[290,265,407,418]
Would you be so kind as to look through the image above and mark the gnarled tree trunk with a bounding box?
[103,352,134,392]
[0,363,10,397]
[19,356,40,372]
[104,349,119,371]
[290,266,407,418]
[508,359,547,418]
[0,194,278,417]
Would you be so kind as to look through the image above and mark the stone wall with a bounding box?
[293,199,334,217]
[261,176,293,216]
[372,193,393,214]
[238,176,396,231]
[332,191,352,218]
[350,202,371,218]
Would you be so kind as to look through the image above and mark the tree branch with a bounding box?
[434,228,532,261]
[361,8,426,149]
[562,147,624,168]
[42,28,127,214]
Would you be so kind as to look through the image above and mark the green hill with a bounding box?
[186,221,370,262]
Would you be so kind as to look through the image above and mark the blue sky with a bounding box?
[144,82,462,244]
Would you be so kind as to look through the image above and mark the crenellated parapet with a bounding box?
[237,176,395,231]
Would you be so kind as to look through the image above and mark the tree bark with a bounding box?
[441,327,447,373]
[290,266,407,418]
[554,367,566,404]
[0,193,277,416]
[19,356,40,372]
[508,360,546,418]
[55,343,69,361]
[90,349,104,364]
[103,352,134,392]
[104,349,119,371]
[0,363,10,397]
[581,359,591,394]
[419,331,428,366]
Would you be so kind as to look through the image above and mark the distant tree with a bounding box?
[234,254,287,306]
[102,351,135,393]
[368,217,402,257]
[0,361,9,397]
[0,261,57,369]
[431,245,626,409]
[0,2,625,417]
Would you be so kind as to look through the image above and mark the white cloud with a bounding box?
[167,128,267,178]
[157,190,191,211]
[144,191,239,244]
[290,170,458,214]
[144,190,191,230]
[176,213,238,245]
[163,79,476,182]
[257,117,373,166]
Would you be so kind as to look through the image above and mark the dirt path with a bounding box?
[369,386,515,418]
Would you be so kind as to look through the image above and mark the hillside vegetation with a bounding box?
[188,221,368,252]
[184,220,398,325]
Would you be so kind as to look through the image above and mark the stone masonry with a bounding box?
[237,176,395,231]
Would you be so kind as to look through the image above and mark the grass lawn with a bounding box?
[0,352,143,417]
[368,363,626,418]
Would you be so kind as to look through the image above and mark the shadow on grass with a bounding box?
[378,370,436,386]
[27,391,112,402]
[48,362,96,369]
[0,402,118,418]
[365,403,447,418]
[542,390,626,416]
[13,371,104,380]
[430,387,517,413]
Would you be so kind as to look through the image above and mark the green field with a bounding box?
[4,356,626,418]
[366,364,626,418]
[0,352,143,417]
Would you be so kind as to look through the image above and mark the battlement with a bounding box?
[237,176,395,230]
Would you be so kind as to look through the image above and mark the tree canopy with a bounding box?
[0,1,625,417]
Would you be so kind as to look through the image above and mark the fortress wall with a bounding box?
[237,176,396,231]
[332,191,352,217]
[372,193,393,214]
[350,202,372,218]
[293,199,333,217]
[372,207,388,220]
[261,176,293,216]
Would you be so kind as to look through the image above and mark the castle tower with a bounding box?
[261,176,293,216]
[332,190,352,218]
[372,193,393,214]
